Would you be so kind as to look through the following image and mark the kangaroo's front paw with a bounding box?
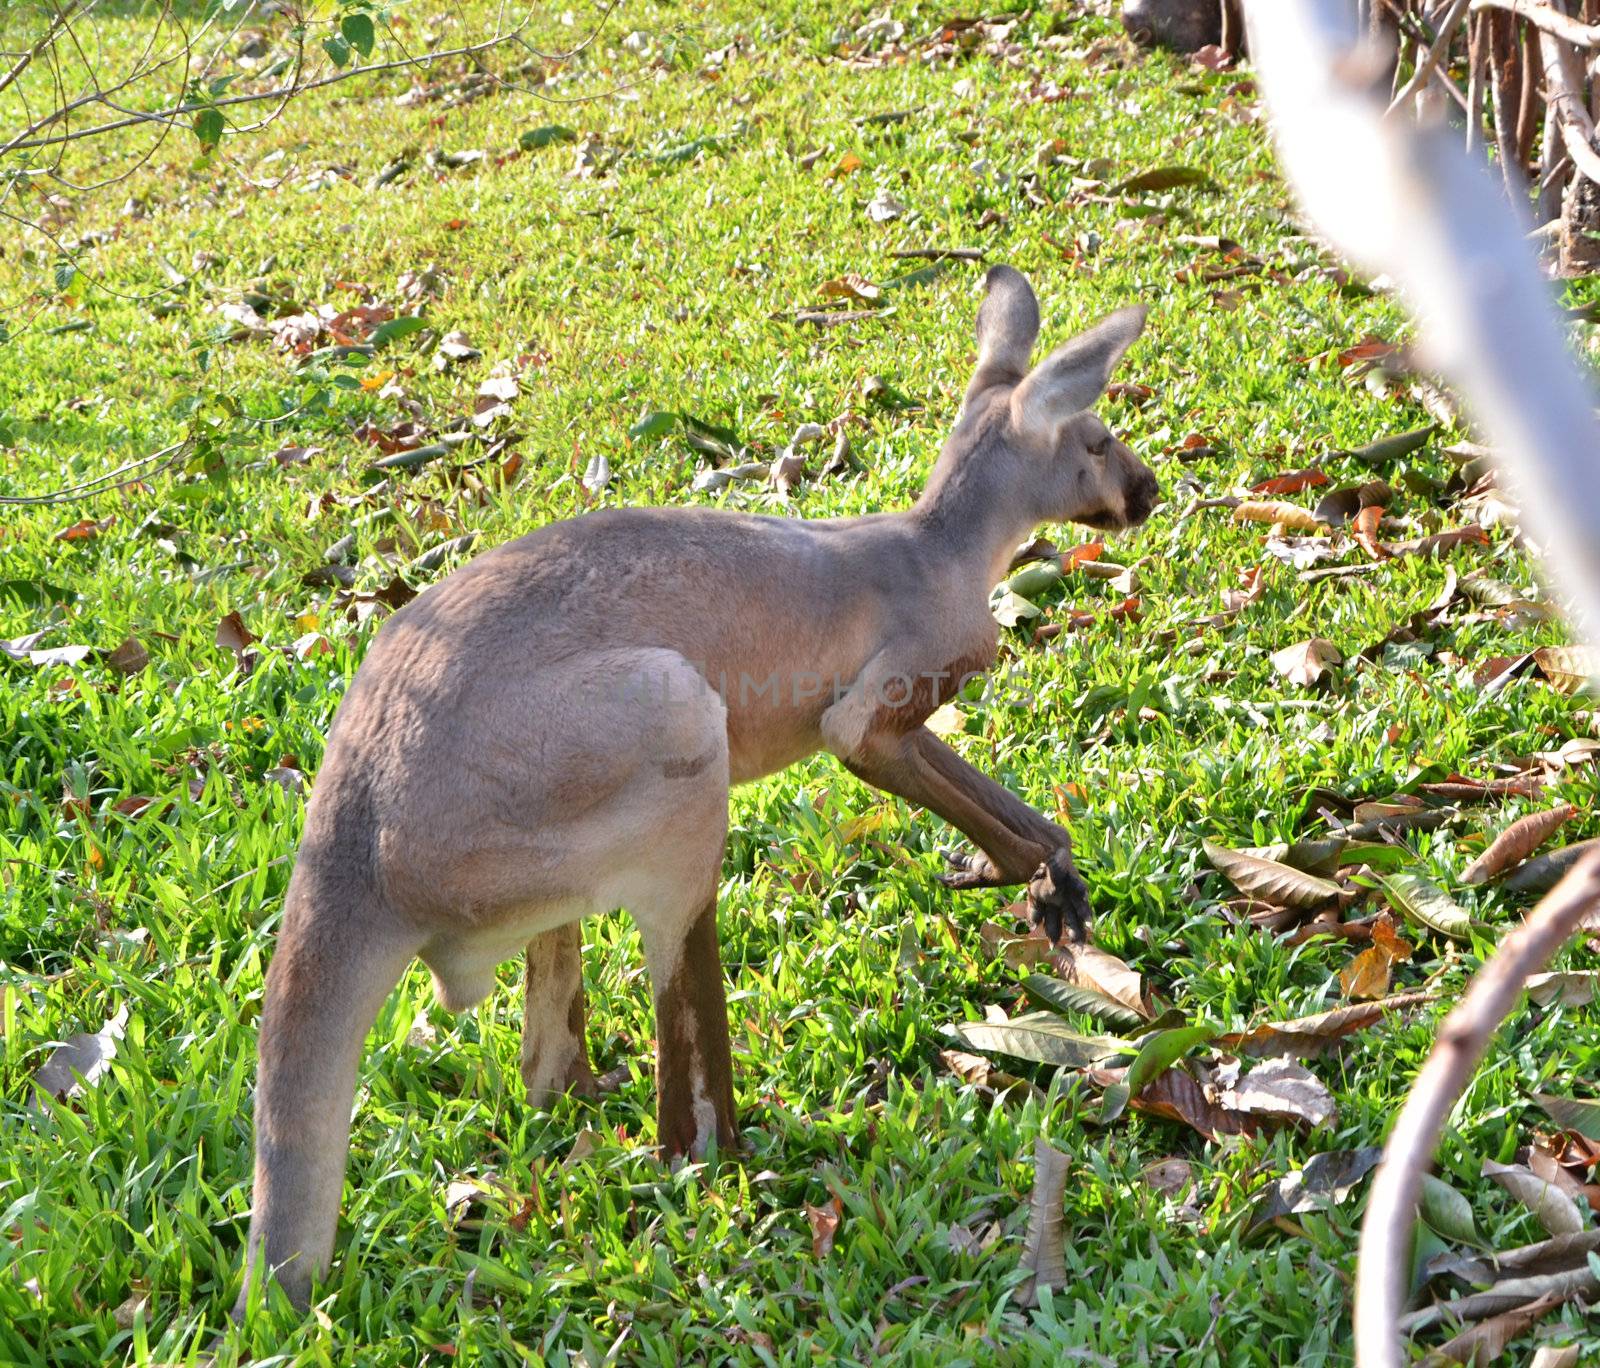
[1026,850,1091,944]
[937,846,1007,890]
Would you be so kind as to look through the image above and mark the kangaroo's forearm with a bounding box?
[844,725,1069,882]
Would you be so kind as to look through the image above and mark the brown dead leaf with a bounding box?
[1052,938,1151,1019]
[1352,504,1390,560]
[1250,467,1328,496]
[1339,916,1411,1000]
[1270,637,1342,687]
[1016,1139,1071,1307]
[102,636,149,676]
[215,611,255,654]
[1483,1159,1587,1235]
[54,516,114,543]
[1460,804,1579,885]
[1533,646,1600,695]
[978,921,1053,968]
[1233,500,1325,531]
[1428,1292,1564,1365]
[1526,971,1600,1007]
[819,273,881,303]
[1336,336,1397,368]
[1090,1060,1259,1141]
[1391,525,1491,559]
[1220,565,1266,613]
[1218,1058,1337,1128]
[805,1197,842,1257]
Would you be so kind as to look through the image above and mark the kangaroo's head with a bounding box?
[957,265,1159,532]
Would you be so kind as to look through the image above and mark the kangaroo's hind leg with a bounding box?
[521,920,597,1104]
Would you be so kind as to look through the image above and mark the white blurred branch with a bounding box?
[1245,0,1600,640]
[1244,3,1600,1365]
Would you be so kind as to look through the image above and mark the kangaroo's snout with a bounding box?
[1124,465,1160,526]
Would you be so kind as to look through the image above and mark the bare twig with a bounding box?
[0,439,190,505]
[1534,13,1600,185]
[1471,0,1600,45]
[1387,0,1474,112]
[1355,853,1600,1366]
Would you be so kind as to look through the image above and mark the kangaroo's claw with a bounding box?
[937,846,1007,890]
[1026,850,1091,944]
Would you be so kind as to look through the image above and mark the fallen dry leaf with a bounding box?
[1270,637,1342,687]
[1233,499,1325,531]
[1526,972,1600,1007]
[1532,645,1600,695]
[819,273,881,303]
[1250,467,1328,497]
[1483,1159,1587,1236]
[1218,1057,1337,1128]
[33,1004,129,1103]
[1428,1292,1564,1365]
[1352,504,1390,560]
[1461,804,1579,885]
[1052,937,1151,1019]
[102,636,149,676]
[1016,1138,1071,1307]
[1339,917,1412,1000]
[805,1197,842,1258]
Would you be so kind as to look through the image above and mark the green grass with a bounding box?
[4,2,1599,1363]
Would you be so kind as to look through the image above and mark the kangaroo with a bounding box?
[236,265,1159,1312]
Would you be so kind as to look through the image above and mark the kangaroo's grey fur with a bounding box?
[236,265,1159,1313]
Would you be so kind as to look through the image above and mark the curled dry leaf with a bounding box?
[1482,1159,1587,1237]
[1532,645,1600,695]
[215,611,255,655]
[1382,872,1474,941]
[1461,804,1579,885]
[1526,973,1600,1008]
[1218,1057,1336,1129]
[1250,467,1328,496]
[819,273,881,303]
[1090,1059,1259,1141]
[805,1196,843,1258]
[1505,838,1600,895]
[1051,939,1150,1019]
[1390,524,1491,559]
[1269,637,1341,687]
[1427,1292,1565,1365]
[1204,839,1343,911]
[1016,1139,1071,1307]
[1338,916,1411,1001]
[33,1004,129,1103]
[1352,504,1389,560]
[1233,499,1325,531]
[1245,1146,1382,1236]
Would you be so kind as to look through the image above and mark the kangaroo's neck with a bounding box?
[910,422,1041,588]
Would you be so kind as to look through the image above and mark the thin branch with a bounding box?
[1535,15,1600,185]
[1355,851,1600,1367]
[0,439,190,505]
[0,0,79,103]
[1387,0,1474,113]
[1471,0,1600,45]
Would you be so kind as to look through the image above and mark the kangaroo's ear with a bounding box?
[966,265,1040,401]
[1009,305,1147,439]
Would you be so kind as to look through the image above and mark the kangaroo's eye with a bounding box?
[1086,435,1110,456]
